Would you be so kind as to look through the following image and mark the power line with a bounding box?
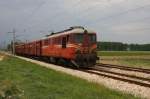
[114,27,150,32]
[73,0,124,19]
[13,0,47,42]
[47,2,150,26]
[8,29,16,55]
[88,3,150,26]
[25,0,109,31]
[40,2,150,29]
[92,16,150,28]
[17,0,47,28]
[22,1,150,34]
[24,0,82,31]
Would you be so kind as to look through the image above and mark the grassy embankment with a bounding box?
[98,51,150,69]
[0,54,140,99]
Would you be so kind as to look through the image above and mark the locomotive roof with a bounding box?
[45,27,95,39]
[16,27,96,46]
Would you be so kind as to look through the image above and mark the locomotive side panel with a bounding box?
[41,34,75,59]
[36,41,42,56]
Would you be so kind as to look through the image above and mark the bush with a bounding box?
[0,80,24,99]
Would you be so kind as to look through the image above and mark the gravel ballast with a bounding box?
[96,66,150,79]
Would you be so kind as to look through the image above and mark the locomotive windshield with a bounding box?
[74,33,96,43]
[75,34,83,43]
[89,34,96,43]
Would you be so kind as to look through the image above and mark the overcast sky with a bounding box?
[0,0,150,47]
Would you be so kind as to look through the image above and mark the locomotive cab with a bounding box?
[72,30,98,67]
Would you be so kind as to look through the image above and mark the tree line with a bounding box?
[97,42,150,51]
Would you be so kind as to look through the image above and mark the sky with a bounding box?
[0,0,150,47]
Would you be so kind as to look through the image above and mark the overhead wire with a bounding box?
[24,0,82,32]
[17,0,47,30]
[88,3,150,26]
[40,1,150,30]
[92,16,150,29]
[111,27,150,33]
[24,0,124,31]
[21,0,150,35]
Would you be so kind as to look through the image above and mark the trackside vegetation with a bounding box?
[0,55,140,99]
[120,59,150,69]
[97,42,150,51]
[99,51,150,69]
[98,51,150,56]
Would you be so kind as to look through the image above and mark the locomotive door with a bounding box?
[36,41,42,56]
[62,37,67,48]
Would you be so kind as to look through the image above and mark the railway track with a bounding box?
[97,63,150,74]
[15,54,150,88]
[81,64,150,88]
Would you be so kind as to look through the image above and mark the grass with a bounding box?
[99,51,150,69]
[0,55,140,99]
[100,57,150,69]
[98,51,150,56]
[120,59,150,69]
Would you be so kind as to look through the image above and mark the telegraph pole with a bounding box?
[8,29,16,55]
[3,41,6,50]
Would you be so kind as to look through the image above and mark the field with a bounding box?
[98,51,150,56]
[0,54,140,99]
[99,51,150,69]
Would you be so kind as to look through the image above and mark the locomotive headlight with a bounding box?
[92,49,97,54]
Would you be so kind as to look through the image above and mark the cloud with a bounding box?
[0,0,150,44]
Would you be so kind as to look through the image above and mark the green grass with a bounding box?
[0,55,140,99]
[120,59,150,69]
[99,51,150,68]
[98,51,150,56]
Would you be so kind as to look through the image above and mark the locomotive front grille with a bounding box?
[81,47,89,54]
[75,53,97,67]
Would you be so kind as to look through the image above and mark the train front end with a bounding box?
[72,29,98,68]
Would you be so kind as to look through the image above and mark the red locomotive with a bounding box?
[15,26,98,68]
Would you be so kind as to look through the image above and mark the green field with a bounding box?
[120,59,150,69]
[98,51,150,56]
[99,51,150,69]
[0,55,140,99]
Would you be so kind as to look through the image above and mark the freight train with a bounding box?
[15,26,98,68]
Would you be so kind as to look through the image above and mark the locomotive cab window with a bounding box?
[89,34,96,43]
[74,33,96,43]
[74,34,83,43]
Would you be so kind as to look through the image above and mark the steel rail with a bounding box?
[82,70,150,88]
[97,63,150,74]
[90,67,150,82]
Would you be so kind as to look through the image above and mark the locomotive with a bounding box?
[15,26,98,68]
